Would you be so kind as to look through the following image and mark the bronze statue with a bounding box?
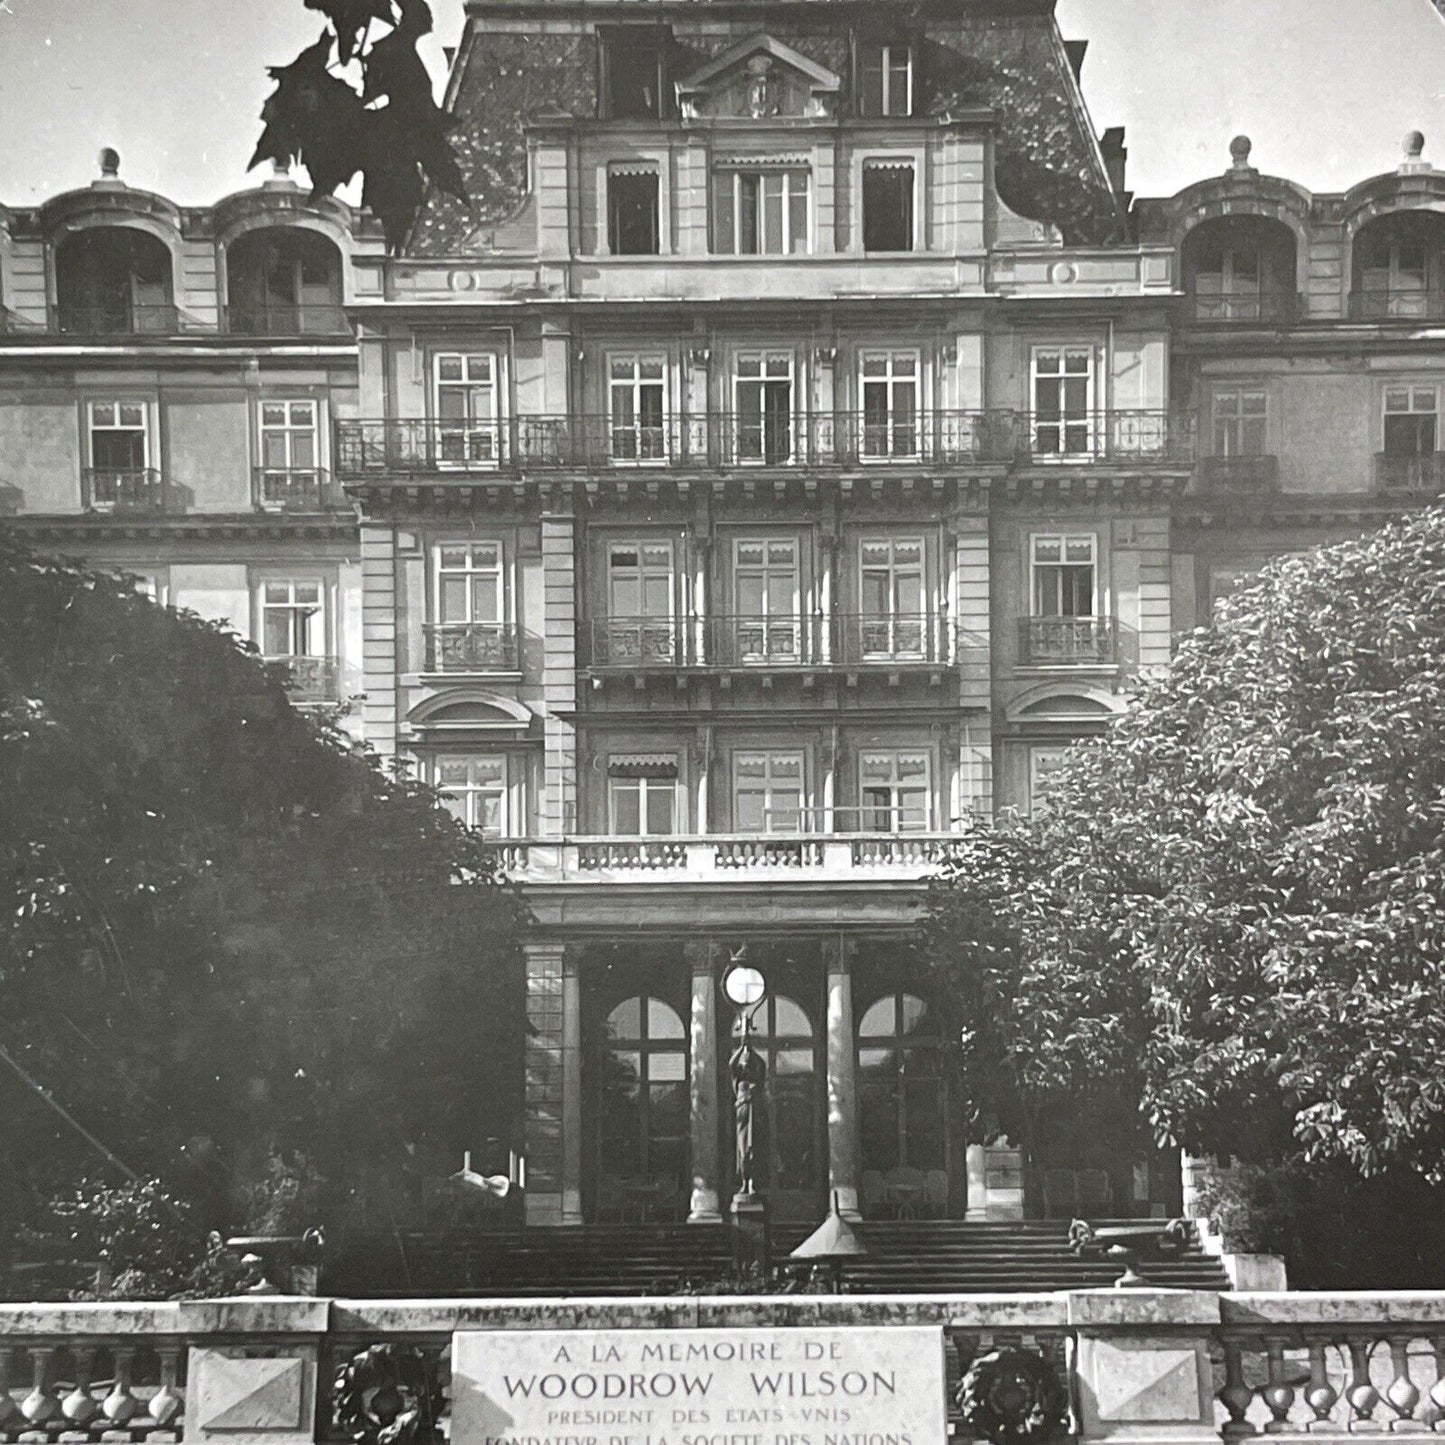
[728,1025,768,1202]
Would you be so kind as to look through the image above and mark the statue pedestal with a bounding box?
[729,1196,770,1277]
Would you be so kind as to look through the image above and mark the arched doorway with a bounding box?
[595,995,688,1221]
[1182,214,1297,322]
[1352,210,1445,319]
[857,991,947,1218]
[226,227,345,335]
[54,227,175,335]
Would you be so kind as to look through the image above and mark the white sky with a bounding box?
[0,0,1442,207]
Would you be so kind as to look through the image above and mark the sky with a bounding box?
[0,1,1443,208]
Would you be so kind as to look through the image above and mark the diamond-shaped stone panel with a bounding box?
[194,1353,305,1433]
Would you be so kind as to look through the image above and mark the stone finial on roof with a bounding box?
[1228,135,1253,173]
[264,157,300,192]
[1401,130,1430,174]
[99,147,121,179]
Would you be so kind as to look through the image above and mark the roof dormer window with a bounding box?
[858,41,913,118]
[601,29,667,120]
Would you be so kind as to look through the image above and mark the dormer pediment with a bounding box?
[676,35,841,122]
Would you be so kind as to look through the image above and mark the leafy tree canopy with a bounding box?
[251,0,468,250]
[922,506,1445,1180]
[0,532,522,1248]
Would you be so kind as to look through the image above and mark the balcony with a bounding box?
[581,613,959,671]
[1196,453,1281,495]
[423,622,520,673]
[82,468,170,514]
[264,654,342,705]
[52,303,183,337]
[1015,411,1195,466]
[223,302,349,337]
[253,467,349,513]
[1349,286,1445,321]
[334,411,1023,477]
[1018,616,1119,668]
[1188,291,1297,324]
[1375,451,1445,497]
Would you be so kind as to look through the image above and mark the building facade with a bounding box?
[4,0,1444,1233]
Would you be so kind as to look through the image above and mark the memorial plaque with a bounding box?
[452,1327,945,1445]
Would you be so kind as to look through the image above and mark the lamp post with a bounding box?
[789,1190,869,1293]
[721,952,769,1275]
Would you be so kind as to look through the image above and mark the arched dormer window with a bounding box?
[226,228,345,336]
[1182,215,1296,323]
[54,228,175,336]
[1351,211,1445,320]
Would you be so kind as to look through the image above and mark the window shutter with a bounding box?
[713,171,735,254]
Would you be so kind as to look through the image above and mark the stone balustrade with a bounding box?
[3,1292,1445,1445]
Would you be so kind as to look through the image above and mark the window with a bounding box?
[261,580,325,658]
[860,352,920,459]
[858,993,944,1184]
[1032,534,1096,617]
[712,169,809,255]
[609,355,667,462]
[734,751,805,833]
[859,537,925,657]
[599,997,688,1204]
[733,537,800,661]
[434,353,499,466]
[604,539,676,663]
[437,755,509,836]
[734,353,794,464]
[258,399,321,507]
[860,751,931,831]
[432,541,511,671]
[1194,242,1262,321]
[88,401,148,472]
[1028,745,1069,817]
[120,570,165,605]
[1031,348,1095,456]
[1358,216,1435,316]
[862,161,915,252]
[608,755,678,836]
[858,42,913,117]
[607,168,660,255]
[603,33,665,120]
[1384,386,1438,457]
[1212,388,1267,457]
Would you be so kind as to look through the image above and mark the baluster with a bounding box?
[61,1346,100,1427]
[147,1349,183,1430]
[1385,1338,1422,1427]
[1263,1336,1296,1433]
[1304,1342,1339,1428]
[1219,1337,1258,1440]
[1346,1339,1381,1428]
[1428,1337,1445,1427]
[20,1348,60,1427]
[102,1348,139,1427]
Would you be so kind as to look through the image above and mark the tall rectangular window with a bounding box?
[437,755,509,836]
[712,169,809,255]
[261,580,325,658]
[88,401,148,471]
[862,161,915,252]
[605,538,676,664]
[1031,348,1094,456]
[860,351,920,458]
[734,353,794,464]
[1031,534,1096,617]
[1384,385,1438,457]
[1028,745,1069,817]
[608,756,678,836]
[432,541,511,671]
[1212,388,1267,456]
[259,399,320,507]
[859,537,925,657]
[858,43,913,117]
[603,33,664,119]
[859,751,930,831]
[733,537,800,661]
[734,752,805,834]
[434,353,499,466]
[609,355,667,462]
[608,168,660,255]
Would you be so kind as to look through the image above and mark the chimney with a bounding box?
[1101,126,1128,197]
[1064,39,1088,82]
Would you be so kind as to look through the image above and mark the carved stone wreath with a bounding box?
[955,1346,1068,1445]
[334,1342,444,1445]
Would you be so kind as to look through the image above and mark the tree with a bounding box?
[922,506,1445,1181]
[250,0,468,250]
[0,531,522,1251]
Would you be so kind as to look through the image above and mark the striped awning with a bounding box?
[608,160,660,177]
[608,754,679,778]
[714,155,810,170]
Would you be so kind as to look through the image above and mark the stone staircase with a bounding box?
[324,1219,1232,1296]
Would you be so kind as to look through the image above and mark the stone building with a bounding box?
[4,0,1443,1235]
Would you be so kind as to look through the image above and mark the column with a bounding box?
[824,935,861,1221]
[965,1143,988,1221]
[685,940,724,1223]
[523,941,583,1226]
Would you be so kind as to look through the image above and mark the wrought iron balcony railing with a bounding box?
[1014,410,1195,464]
[1375,451,1445,496]
[253,467,350,512]
[83,468,169,513]
[223,302,349,337]
[1349,286,1445,321]
[582,613,959,669]
[1196,453,1281,493]
[1188,291,1298,324]
[263,654,342,705]
[424,622,520,673]
[52,303,183,336]
[1017,615,1120,667]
